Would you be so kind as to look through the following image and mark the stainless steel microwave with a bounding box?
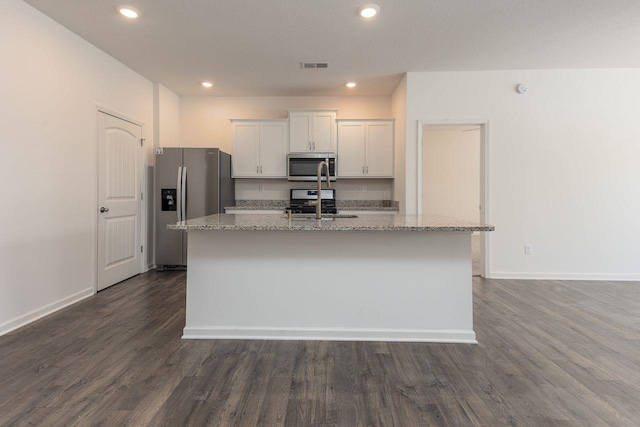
[287,153,336,182]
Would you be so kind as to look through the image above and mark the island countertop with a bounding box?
[168,213,494,232]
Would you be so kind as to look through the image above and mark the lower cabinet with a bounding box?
[337,120,394,178]
[231,120,288,178]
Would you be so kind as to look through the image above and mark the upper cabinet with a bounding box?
[288,110,337,153]
[337,120,394,178]
[231,119,288,178]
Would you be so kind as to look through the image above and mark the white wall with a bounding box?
[404,70,640,279]
[391,76,407,213]
[180,96,392,154]
[155,84,181,147]
[0,0,155,335]
[422,128,480,222]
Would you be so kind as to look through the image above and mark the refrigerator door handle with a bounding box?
[176,166,183,222]
[181,167,187,221]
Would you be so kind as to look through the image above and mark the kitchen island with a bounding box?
[169,214,494,343]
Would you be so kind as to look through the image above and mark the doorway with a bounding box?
[97,111,143,291]
[417,121,489,277]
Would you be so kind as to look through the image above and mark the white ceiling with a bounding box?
[22,0,640,97]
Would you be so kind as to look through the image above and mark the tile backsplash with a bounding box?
[235,178,393,201]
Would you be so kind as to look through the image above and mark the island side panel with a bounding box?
[184,229,475,343]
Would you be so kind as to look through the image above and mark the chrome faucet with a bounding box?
[316,158,331,219]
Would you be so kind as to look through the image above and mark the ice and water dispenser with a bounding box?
[161,189,177,211]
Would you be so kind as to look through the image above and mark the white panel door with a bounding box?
[97,112,142,291]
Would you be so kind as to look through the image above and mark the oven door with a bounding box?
[287,154,336,181]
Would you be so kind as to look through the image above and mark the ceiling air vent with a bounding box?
[301,62,329,69]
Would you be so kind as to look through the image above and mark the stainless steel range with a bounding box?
[286,189,337,214]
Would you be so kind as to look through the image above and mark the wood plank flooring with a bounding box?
[1,271,639,426]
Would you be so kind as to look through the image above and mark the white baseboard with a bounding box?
[183,326,478,344]
[489,272,640,281]
[0,287,94,337]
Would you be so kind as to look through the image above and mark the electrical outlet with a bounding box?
[524,244,532,255]
[258,184,264,192]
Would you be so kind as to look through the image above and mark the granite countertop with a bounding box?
[168,213,494,232]
[225,205,400,212]
[225,200,288,210]
[225,200,400,212]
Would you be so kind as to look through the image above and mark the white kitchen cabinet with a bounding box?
[231,120,288,178]
[337,120,394,178]
[288,110,337,153]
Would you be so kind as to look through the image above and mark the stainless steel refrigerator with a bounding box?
[155,148,234,268]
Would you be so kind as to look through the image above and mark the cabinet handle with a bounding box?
[256,166,259,174]
[260,166,263,174]
[366,166,369,174]
[312,141,316,150]
[362,166,365,175]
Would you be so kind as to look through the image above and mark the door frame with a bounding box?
[416,119,491,278]
[93,104,147,293]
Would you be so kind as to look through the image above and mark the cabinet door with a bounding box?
[289,112,312,152]
[337,121,366,177]
[232,122,260,177]
[259,122,287,177]
[312,111,336,152]
[365,121,394,177]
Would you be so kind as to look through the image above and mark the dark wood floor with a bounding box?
[1,272,639,426]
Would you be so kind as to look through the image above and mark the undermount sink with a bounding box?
[284,214,359,220]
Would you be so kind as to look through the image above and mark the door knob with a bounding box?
[100,207,109,213]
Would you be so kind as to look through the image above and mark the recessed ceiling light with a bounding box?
[201,82,213,88]
[358,4,380,18]
[346,82,357,88]
[117,6,140,19]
